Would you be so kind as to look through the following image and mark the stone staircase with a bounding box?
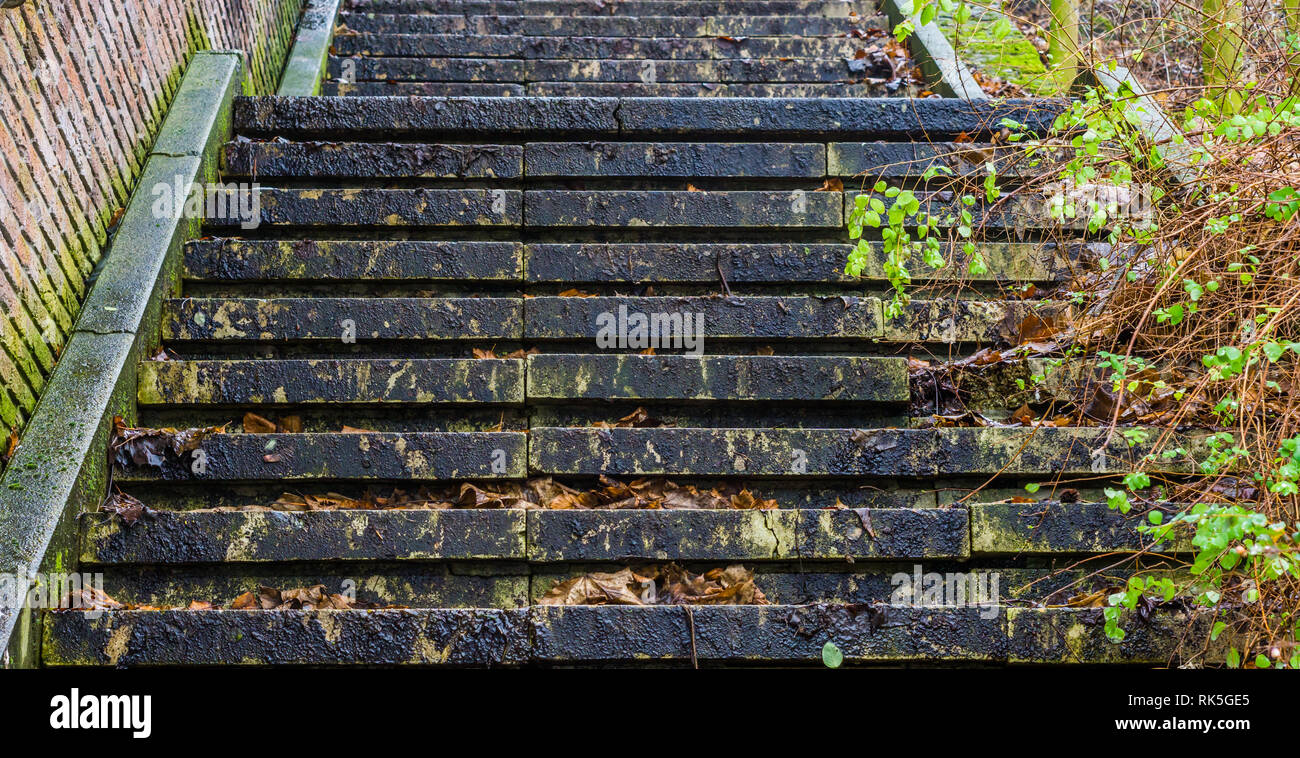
[43,0,1189,667]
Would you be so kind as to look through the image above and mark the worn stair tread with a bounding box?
[528,507,969,560]
[524,296,883,340]
[203,188,521,229]
[530,604,1007,663]
[1006,607,1209,664]
[971,501,1186,555]
[830,142,1037,178]
[345,1,878,17]
[524,141,826,178]
[524,82,894,97]
[183,240,523,282]
[337,13,887,37]
[525,354,907,402]
[43,608,531,666]
[161,297,524,342]
[523,189,843,228]
[524,242,1075,283]
[77,507,967,564]
[325,81,527,96]
[234,97,1063,139]
[137,358,525,405]
[333,33,874,60]
[223,141,523,178]
[528,426,1189,477]
[530,427,934,476]
[79,509,527,564]
[340,57,895,83]
[114,431,527,481]
[41,605,1192,666]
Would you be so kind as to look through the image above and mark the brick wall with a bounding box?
[0,0,304,460]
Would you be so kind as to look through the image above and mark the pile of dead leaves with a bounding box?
[540,564,768,606]
[214,475,777,513]
[231,585,365,611]
[111,416,224,469]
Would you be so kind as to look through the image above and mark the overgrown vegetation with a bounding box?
[867,0,1300,667]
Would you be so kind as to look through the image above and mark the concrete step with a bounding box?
[161,297,523,342]
[233,96,1063,140]
[337,13,887,37]
[78,507,969,564]
[43,605,1195,666]
[343,1,879,17]
[183,240,1076,285]
[113,431,528,482]
[332,33,877,60]
[137,358,525,406]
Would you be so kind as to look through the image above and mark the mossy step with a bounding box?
[77,507,967,564]
[524,142,826,178]
[113,431,527,482]
[523,190,842,228]
[333,33,871,60]
[1006,607,1213,664]
[326,57,527,83]
[233,96,1062,140]
[338,13,887,37]
[93,565,528,610]
[183,240,523,282]
[524,82,896,97]
[525,354,907,402]
[348,1,876,17]
[42,605,1194,666]
[530,427,933,476]
[830,142,1039,178]
[325,81,527,96]
[524,242,1075,284]
[43,609,531,667]
[337,57,879,84]
[971,502,1188,555]
[180,240,1071,284]
[138,358,525,405]
[203,188,521,229]
[528,508,969,561]
[529,427,1193,477]
[523,296,882,340]
[223,141,523,179]
[883,299,1063,344]
[79,510,527,564]
[940,427,1196,476]
[161,297,523,342]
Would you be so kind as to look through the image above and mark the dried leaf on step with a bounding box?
[242,412,277,434]
[539,568,658,606]
[816,178,844,192]
[101,490,149,525]
[110,417,224,469]
[593,406,669,429]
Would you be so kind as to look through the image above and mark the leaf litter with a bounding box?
[540,564,768,606]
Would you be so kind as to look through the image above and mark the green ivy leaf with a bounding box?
[822,641,844,668]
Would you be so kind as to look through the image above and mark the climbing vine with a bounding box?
[854,0,1300,668]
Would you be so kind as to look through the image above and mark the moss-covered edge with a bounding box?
[278,0,344,96]
[0,52,242,668]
